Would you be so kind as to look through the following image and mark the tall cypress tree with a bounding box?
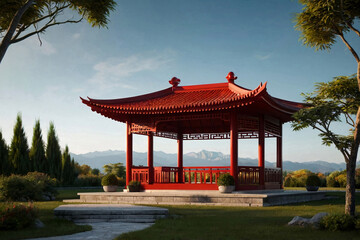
[61,145,72,185]
[30,120,47,173]
[0,130,11,175]
[9,114,30,174]
[46,122,61,179]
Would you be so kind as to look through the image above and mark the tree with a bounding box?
[295,0,360,216]
[0,0,116,63]
[46,122,61,179]
[9,114,30,174]
[61,145,73,185]
[0,130,11,175]
[292,75,360,215]
[91,168,100,176]
[29,120,47,173]
[103,163,125,178]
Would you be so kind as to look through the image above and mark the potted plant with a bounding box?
[101,174,119,192]
[306,174,321,191]
[127,180,141,192]
[217,173,235,193]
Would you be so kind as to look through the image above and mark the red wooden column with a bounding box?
[258,115,265,187]
[230,111,238,189]
[126,122,133,186]
[276,123,283,188]
[148,133,154,184]
[177,134,183,183]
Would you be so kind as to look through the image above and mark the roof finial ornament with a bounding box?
[169,77,181,87]
[226,72,237,84]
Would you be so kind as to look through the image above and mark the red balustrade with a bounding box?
[132,166,149,184]
[154,166,179,183]
[132,165,282,189]
[183,166,230,184]
[265,167,282,183]
[237,166,260,185]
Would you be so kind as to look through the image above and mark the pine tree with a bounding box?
[46,122,62,179]
[9,114,30,174]
[29,120,47,173]
[0,130,11,175]
[61,146,72,185]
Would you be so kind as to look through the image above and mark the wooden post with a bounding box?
[258,115,265,187]
[230,111,238,189]
[277,123,283,188]
[126,122,133,186]
[177,134,183,183]
[148,133,154,184]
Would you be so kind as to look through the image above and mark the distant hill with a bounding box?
[71,150,347,174]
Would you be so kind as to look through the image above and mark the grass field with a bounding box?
[117,192,360,240]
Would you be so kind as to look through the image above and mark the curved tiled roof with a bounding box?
[81,79,305,123]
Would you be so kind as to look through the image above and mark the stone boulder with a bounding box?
[288,212,328,228]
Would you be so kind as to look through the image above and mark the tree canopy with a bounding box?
[30,120,47,173]
[0,0,116,63]
[46,122,62,179]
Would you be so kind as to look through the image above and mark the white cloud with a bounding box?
[73,33,81,39]
[254,53,271,60]
[89,51,175,89]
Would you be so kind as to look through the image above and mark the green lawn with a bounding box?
[117,192,360,240]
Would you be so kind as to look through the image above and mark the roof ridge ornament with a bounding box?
[169,77,181,87]
[226,72,237,83]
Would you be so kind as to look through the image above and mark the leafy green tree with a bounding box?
[0,130,11,175]
[91,168,100,176]
[29,120,47,173]
[0,0,116,63]
[46,122,61,179]
[295,0,360,216]
[9,114,30,174]
[103,163,125,178]
[61,145,73,185]
[292,75,360,215]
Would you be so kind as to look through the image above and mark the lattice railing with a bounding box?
[132,166,149,184]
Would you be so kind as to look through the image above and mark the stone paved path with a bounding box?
[28,222,154,240]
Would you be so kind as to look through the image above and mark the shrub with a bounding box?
[101,174,119,186]
[0,203,38,230]
[306,174,321,187]
[326,171,343,187]
[24,172,58,200]
[0,175,37,201]
[320,214,356,231]
[118,177,126,187]
[74,174,102,187]
[217,173,235,186]
[128,180,141,187]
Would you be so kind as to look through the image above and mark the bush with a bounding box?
[127,181,141,192]
[101,174,119,186]
[320,214,356,231]
[118,177,126,187]
[74,174,102,187]
[0,203,38,230]
[326,171,343,187]
[128,180,141,187]
[0,173,58,201]
[306,174,321,187]
[217,173,235,186]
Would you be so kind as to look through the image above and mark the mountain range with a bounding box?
[70,150,349,174]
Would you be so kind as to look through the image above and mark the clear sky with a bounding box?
[0,0,358,164]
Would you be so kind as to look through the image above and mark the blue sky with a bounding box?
[0,0,358,164]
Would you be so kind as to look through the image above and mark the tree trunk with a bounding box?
[0,0,34,63]
[345,159,357,216]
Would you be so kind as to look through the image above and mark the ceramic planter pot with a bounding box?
[103,185,118,192]
[218,185,235,193]
[306,186,319,192]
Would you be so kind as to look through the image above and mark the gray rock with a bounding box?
[288,212,328,228]
[288,216,310,226]
[309,212,328,228]
[34,219,45,228]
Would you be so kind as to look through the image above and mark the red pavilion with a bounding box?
[81,72,304,191]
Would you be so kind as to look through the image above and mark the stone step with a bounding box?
[54,204,169,223]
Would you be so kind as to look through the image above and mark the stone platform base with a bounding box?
[72,190,326,207]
